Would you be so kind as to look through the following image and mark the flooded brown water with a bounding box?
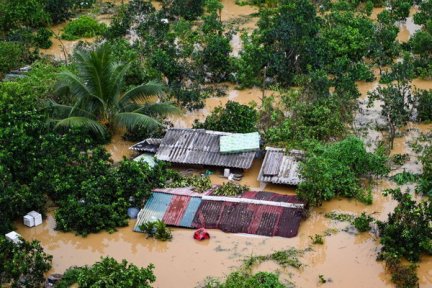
[21,2,432,288]
[105,132,135,162]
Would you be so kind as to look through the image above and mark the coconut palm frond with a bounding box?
[57,71,99,103]
[54,117,108,137]
[133,102,182,116]
[110,63,130,104]
[45,99,97,119]
[115,112,161,131]
[119,81,165,105]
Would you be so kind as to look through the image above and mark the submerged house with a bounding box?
[134,187,305,238]
[257,147,304,185]
[130,129,261,170]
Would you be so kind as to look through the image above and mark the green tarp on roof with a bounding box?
[219,132,260,153]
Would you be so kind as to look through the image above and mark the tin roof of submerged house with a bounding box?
[129,138,162,153]
[134,188,305,238]
[257,147,304,185]
[153,129,259,169]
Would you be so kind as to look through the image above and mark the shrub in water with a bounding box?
[61,16,106,40]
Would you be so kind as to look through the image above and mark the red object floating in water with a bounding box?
[194,228,210,240]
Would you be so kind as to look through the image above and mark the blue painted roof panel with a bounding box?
[134,192,173,232]
[179,197,202,228]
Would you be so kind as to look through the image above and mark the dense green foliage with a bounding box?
[61,16,107,40]
[57,257,155,288]
[54,159,174,236]
[167,174,212,193]
[378,188,432,262]
[0,41,26,76]
[417,145,432,197]
[410,0,432,78]
[298,137,388,206]
[0,60,178,236]
[0,237,52,288]
[377,189,431,287]
[416,89,432,122]
[213,182,249,196]
[353,212,373,232]
[194,101,258,133]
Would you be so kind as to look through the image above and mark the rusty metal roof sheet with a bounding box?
[154,129,256,169]
[192,191,304,238]
[257,147,304,185]
[134,188,305,238]
[134,191,202,231]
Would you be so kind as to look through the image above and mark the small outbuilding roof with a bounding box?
[257,147,304,185]
[134,188,305,238]
[129,138,162,153]
[154,129,259,169]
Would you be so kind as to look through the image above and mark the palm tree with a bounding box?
[47,44,179,138]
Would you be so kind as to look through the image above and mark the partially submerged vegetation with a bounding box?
[213,182,249,196]
[203,248,304,288]
[56,257,156,288]
[1,0,432,286]
[139,220,173,241]
[0,237,52,288]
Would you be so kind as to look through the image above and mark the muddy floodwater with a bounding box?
[17,2,432,288]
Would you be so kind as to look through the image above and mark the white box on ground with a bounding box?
[27,211,42,226]
[23,215,35,227]
[223,168,230,178]
[5,231,22,244]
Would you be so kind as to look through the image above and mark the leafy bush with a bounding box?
[167,175,212,193]
[201,33,232,82]
[310,234,324,244]
[166,0,205,20]
[298,137,389,206]
[56,257,155,288]
[391,171,419,185]
[0,41,26,76]
[194,101,258,133]
[213,182,249,197]
[0,237,52,288]
[416,146,432,197]
[61,16,107,40]
[33,27,52,49]
[139,220,173,241]
[265,99,347,145]
[204,272,285,288]
[378,188,432,262]
[415,89,432,122]
[353,212,373,232]
[382,253,419,288]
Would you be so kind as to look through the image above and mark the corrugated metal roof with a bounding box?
[134,188,305,238]
[134,191,203,231]
[134,192,173,231]
[257,148,304,185]
[192,191,304,237]
[179,197,202,227]
[219,132,260,154]
[155,129,256,169]
[129,138,162,153]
